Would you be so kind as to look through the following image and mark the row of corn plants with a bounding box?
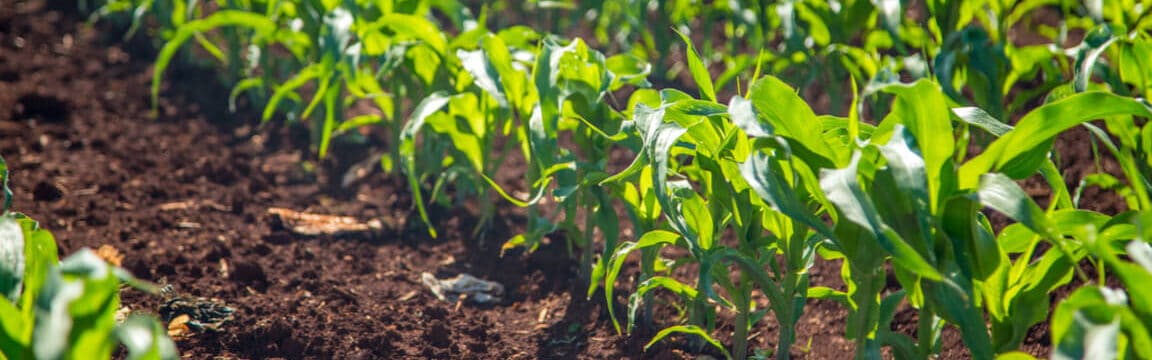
[80,0,1152,359]
[0,155,178,360]
[593,27,1152,359]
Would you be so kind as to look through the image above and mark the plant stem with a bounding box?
[580,198,595,284]
[733,274,752,360]
[852,269,882,360]
[917,302,937,357]
[776,272,797,360]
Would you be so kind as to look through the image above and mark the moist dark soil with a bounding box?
[0,1,1127,359]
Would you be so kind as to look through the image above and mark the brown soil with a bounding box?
[0,1,1126,359]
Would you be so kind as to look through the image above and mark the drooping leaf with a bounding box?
[152,11,277,116]
[601,230,679,334]
[959,92,1152,188]
[645,325,732,359]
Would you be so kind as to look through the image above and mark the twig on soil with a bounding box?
[159,199,231,212]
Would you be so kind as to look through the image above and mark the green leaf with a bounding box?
[873,126,935,257]
[807,286,849,307]
[959,92,1152,188]
[1051,287,1123,360]
[628,276,701,334]
[116,315,178,360]
[263,64,321,123]
[876,81,954,210]
[952,106,1012,137]
[227,78,264,113]
[941,194,1003,281]
[1,154,10,212]
[745,77,844,169]
[645,325,732,360]
[152,11,277,116]
[457,47,509,108]
[1119,38,1152,96]
[820,152,942,280]
[33,249,121,360]
[399,92,453,238]
[0,217,23,303]
[17,215,56,331]
[1073,25,1117,93]
[0,292,25,358]
[976,173,1055,239]
[606,54,652,90]
[739,152,835,240]
[674,30,716,102]
[365,14,447,56]
[601,230,679,334]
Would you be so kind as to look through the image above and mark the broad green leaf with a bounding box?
[33,249,115,360]
[457,47,508,108]
[605,54,651,90]
[952,107,1012,137]
[1119,38,1152,97]
[976,173,1055,239]
[17,215,56,332]
[746,76,844,169]
[876,81,954,211]
[645,325,732,359]
[820,152,941,280]
[874,126,935,258]
[674,30,716,102]
[728,95,772,138]
[364,14,447,55]
[959,92,1152,189]
[56,249,122,360]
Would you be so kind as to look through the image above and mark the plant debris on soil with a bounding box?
[0,1,1126,359]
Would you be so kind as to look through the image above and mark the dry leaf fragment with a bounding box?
[95,245,123,267]
[167,314,192,340]
[267,207,383,236]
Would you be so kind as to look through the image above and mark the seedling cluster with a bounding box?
[11,0,1149,358]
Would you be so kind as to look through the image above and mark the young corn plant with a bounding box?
[597,34,853,359]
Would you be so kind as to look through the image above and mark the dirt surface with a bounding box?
[0,1,1126,359]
